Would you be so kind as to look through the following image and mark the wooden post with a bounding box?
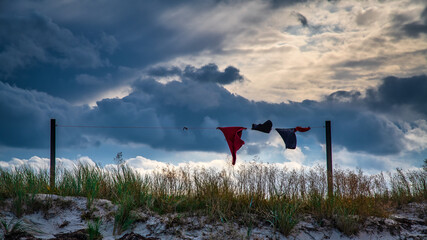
[325,120,333,198]
[50,118,56,191]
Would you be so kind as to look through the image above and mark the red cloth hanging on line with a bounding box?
[217,127,246,165]
[295,126,311,132]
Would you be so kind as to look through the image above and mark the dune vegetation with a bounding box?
[0,158,426,237]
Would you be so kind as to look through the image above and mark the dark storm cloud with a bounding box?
[365,75,427,116]
[402,23,427,38]
[391,6,427,38]
[293,12,308,27]
[0,1,230,102]
[402,6,427,37]
[28,0,234,67]
[0,82,93,148]
[183,64,244,85]
[0,0,309,103]
[0,12,125,103]
[0,0,424,157]
[324,75,427,118]
[147,63,244,85]
[325,90,361,102]
[3,72,422,156]
[269,0,310,8]
[0,13,110,74]
[84,75,408,155]
[147,66,182,78]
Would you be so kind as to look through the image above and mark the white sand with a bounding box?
[0,194,425,239]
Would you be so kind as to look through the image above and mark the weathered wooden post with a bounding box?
[325,120,333,198]
[50,118,56,191]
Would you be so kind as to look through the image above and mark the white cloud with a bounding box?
[2,147,422,178]
[103,152,231,175]
[0,152,305,176]
[332,147,423,174]
[403,120,427,152]
[0,156,96,171]
[178,159,229,170]
[266,133,286,148]
[283,147,306,164]
[107,156,169,175]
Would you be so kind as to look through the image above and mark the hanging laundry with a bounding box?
[276,128,297,149]
[295,126,311,132]
[276,127,311,149]
[217,127,247,165]
[251,120,273,133]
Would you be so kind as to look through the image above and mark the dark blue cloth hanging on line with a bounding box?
[276,128,296,149]
[251,120,273,133]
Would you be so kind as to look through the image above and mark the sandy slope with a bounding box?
[0,194,425,240]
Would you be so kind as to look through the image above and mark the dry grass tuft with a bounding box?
[1,160,426,236]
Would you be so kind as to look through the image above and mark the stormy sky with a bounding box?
[1,0,426,173]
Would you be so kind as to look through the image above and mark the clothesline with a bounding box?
[55,120,324,166]
[56,125,325,129]
[57,125,201,129]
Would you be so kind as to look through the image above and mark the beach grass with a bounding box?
[0,159,426,236]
